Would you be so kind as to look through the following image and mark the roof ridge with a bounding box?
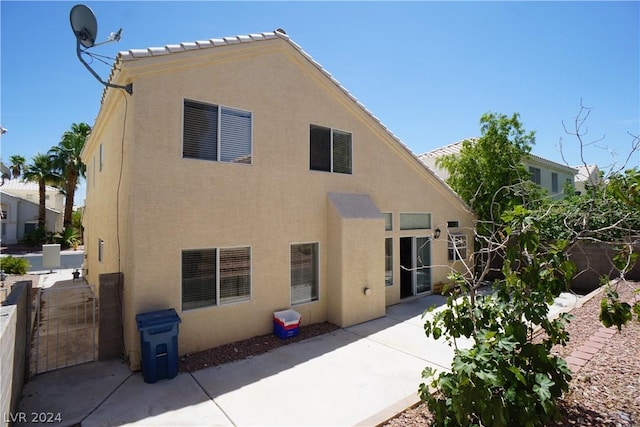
[117,31,286,61]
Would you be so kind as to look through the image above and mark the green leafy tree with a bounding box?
[436,112,537,234]
[420,105,639,426]
[420,206,575,426]
[22,153,61,228]
[9,154,26,179]
[49,122,90,227]
[71,209,84,244]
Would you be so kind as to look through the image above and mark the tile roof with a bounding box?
[0,179,60,192]
[0,189,62,213]
[117,32,281,61]
[418,139,476,160]
[108,31,407,155]
[419,139,577,175]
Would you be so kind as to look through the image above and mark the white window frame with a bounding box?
[181,246,252,311]
[448,233,467,262]
[290,242,320,305]
[383,213,393,231]
[98,239,104,263]
[400,212,432,230]
[385,237,393,287]
[183,99,253,164]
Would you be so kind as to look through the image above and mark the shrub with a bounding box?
[1,256,30,275]
[22,226,59,246]
[420,207,575,426]
[56,227,80,249]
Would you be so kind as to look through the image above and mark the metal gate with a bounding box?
[31,281,97,375]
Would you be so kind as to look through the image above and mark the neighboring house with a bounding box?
[81,31,476,370]
[0,178,64,244]
[574,164,601,195]
[419,140,578,199]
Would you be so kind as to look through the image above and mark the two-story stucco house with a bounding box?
[81,31,475,370]
[419,140,578,199]
[0,166,64,244]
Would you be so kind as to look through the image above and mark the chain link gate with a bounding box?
[31,282,97,376]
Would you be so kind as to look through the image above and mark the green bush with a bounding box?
[0,256,30,275]
[56,227,80,249]
[420,207,575,426]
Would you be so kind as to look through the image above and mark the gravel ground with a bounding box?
[384,281,640,427]
[179,322,340,372]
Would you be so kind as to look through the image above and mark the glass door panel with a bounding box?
[416,237,431,294]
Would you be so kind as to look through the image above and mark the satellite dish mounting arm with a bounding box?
[76,40,132,95]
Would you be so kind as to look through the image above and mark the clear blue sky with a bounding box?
[2,1,639,205]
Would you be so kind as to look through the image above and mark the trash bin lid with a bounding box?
[136,308,182,329]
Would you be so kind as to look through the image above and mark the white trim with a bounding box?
[289,241,320,306]
[182,98,254,165]
[400,235,432,296]
[448,233,468,262]
[399,212,432,230]
[180,244,253,311]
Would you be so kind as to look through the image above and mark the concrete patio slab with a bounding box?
[193,328,437,426]
[83,372,231,427]
[15,360,131,427]
[11,289,585,427]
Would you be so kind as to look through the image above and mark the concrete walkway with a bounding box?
[15,289,586,427]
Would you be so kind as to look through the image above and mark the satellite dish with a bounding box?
[69,4,132,95]
[70,4,97,49]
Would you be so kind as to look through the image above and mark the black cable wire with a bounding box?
[115,88,128,363]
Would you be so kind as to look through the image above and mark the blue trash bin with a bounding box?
[136,309,182,384]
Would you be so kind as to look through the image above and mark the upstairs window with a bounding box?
[551,172,559,193]
[183,100,252,164]
[98,239,104,263]
[99,143,104,171]
[309,125,352,174]
[529,166,541,185]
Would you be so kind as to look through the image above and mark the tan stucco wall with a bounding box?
[327,196,386,327]
[82,38,475,370]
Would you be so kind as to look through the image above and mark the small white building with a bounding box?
[574,164,601,195]
[0,179,64,244]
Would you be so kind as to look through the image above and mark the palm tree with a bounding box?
[49,122,90,227]
[9,154,26,179]
[23,153,61,228]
